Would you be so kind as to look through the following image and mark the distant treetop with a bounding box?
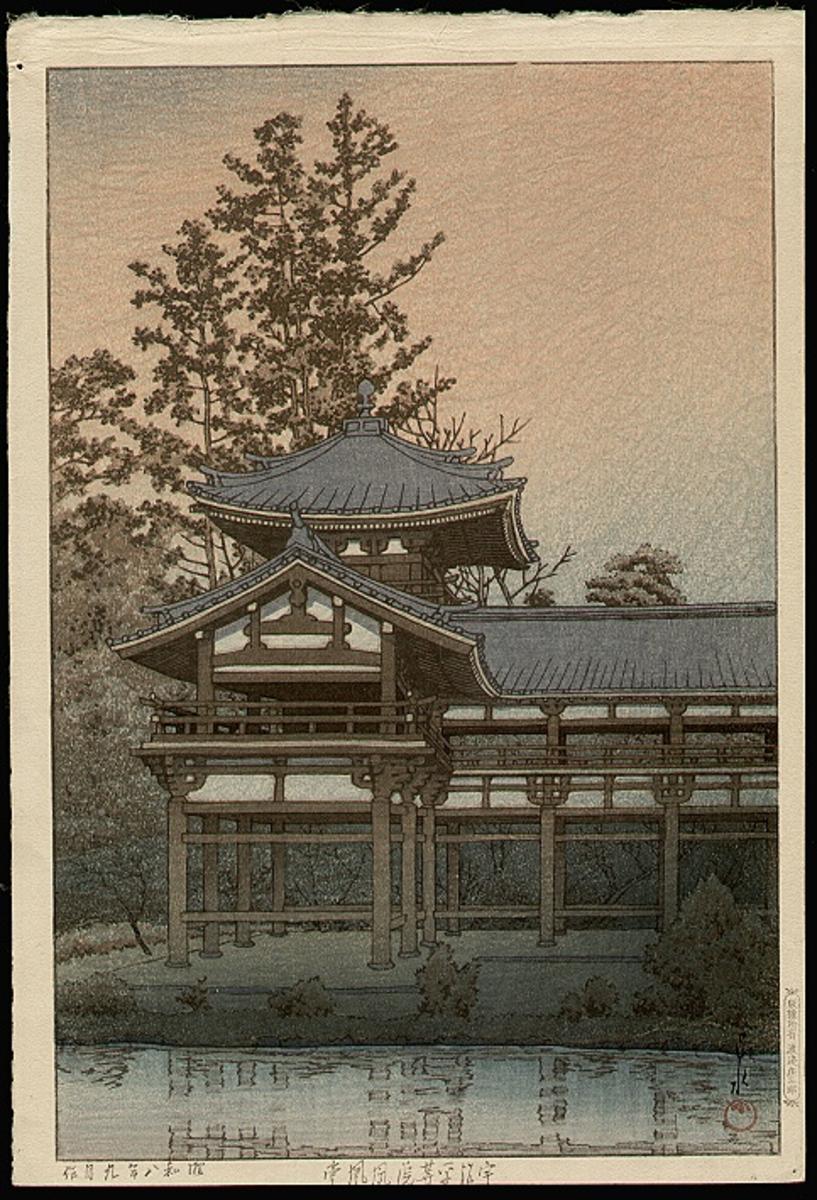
[585,543,686,607]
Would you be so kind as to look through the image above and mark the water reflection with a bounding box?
[57,1045,780,1160]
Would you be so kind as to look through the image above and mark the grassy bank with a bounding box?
[56,1006,778,1055]
[54,877,778,1056]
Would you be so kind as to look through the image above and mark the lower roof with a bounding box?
[447,603,776,696]
[112,526,776,698]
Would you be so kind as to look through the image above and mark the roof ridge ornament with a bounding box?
[343,378,388,436]
[357,378,376,416]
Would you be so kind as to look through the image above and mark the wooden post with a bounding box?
[665,700,686,747]
[421,803,437,946]
[660,701,687,932]
[539,704,565,946]
[272,770,286,936]
[446,822,461,935]
[729,774,741,808]
[195,629,214,734]
[235,814,254,947]
[661,800,680,930]
[381,622,396,733]
[370,785,394,970]
[332,595,346,648]
[246,602,260,650]
[399,795,419,957]
[166,794,189,968]
[554,822,566,934]
[538,803,557,946]
[200,813,222,958]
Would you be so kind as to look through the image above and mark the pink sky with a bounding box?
[47,62,775,603]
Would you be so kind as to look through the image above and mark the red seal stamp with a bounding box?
[723,1098,758,1132]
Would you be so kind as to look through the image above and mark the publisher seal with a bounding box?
[723,1098,757,1132]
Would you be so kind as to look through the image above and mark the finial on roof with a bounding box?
[357,378,376,416]
[284,502,338,560]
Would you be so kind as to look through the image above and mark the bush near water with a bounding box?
[416,945,480,1020]
[632,875,778,1039]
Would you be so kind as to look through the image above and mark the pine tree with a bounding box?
[210,93,445,445]
[585,544,686,606]
[50,350,139,504]
[127,218,256,587]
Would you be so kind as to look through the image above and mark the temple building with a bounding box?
[111,383,777,970]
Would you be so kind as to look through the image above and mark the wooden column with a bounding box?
[660,701,687,932]
[166,793,189,968]
[538,803,557,946]
[272,770,286,936]
[661,799,680,930]
[446,823,461,935]
[246,602,260,649]
[381,621,396,733]
[421,803,437,946]
[200,814,222,958]
[331,595,346,647]
[399,794,419,958]
[195,629,214,733]
[541,700,565,748]
[728,773,741,808]
[370,786,394,970]
[539,702,566,946]
[665,700,686,747]
[554,825,567,935]
[235,814,254,947]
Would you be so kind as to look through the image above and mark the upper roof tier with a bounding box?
[186,382,538,569]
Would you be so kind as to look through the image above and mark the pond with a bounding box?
[57,1045,779,1160]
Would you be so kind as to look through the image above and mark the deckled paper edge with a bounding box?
[8,10,805,1186]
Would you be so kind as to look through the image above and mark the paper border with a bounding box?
[9,11,805,1186]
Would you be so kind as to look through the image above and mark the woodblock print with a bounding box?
[11,11,801,1190]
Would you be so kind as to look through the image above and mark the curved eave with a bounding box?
[193,485,536,569]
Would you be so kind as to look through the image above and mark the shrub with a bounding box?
[176,977,211,1013]
[557,977,619,1021]
[641,874,778,1032]
[57,972,135,1016]
[557,990,585,1021]
[416,945,480,1020]
[630,984,672,1018]
[55,922,167,963]
[582,975,619,1018]
[269,976,336,1018]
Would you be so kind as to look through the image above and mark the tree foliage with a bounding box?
[209,93,445,446]
[128,218,263,586]
[50,350,139,503]
[585,543,686,607]
[636,875,777,1037]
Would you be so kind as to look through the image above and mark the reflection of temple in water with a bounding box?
[166,1051,471,1159]
[156,1047,780,1160]
[56,1045,778,1161]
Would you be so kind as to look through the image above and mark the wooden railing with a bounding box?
[450,741,777,772]
[146,698,437,741]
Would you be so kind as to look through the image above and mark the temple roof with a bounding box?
[185,385,537,569]
[189,422,525,516]
[448,603,776,696]
[113,522,776,698]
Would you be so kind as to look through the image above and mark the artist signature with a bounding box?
[723,1033,758,1132]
